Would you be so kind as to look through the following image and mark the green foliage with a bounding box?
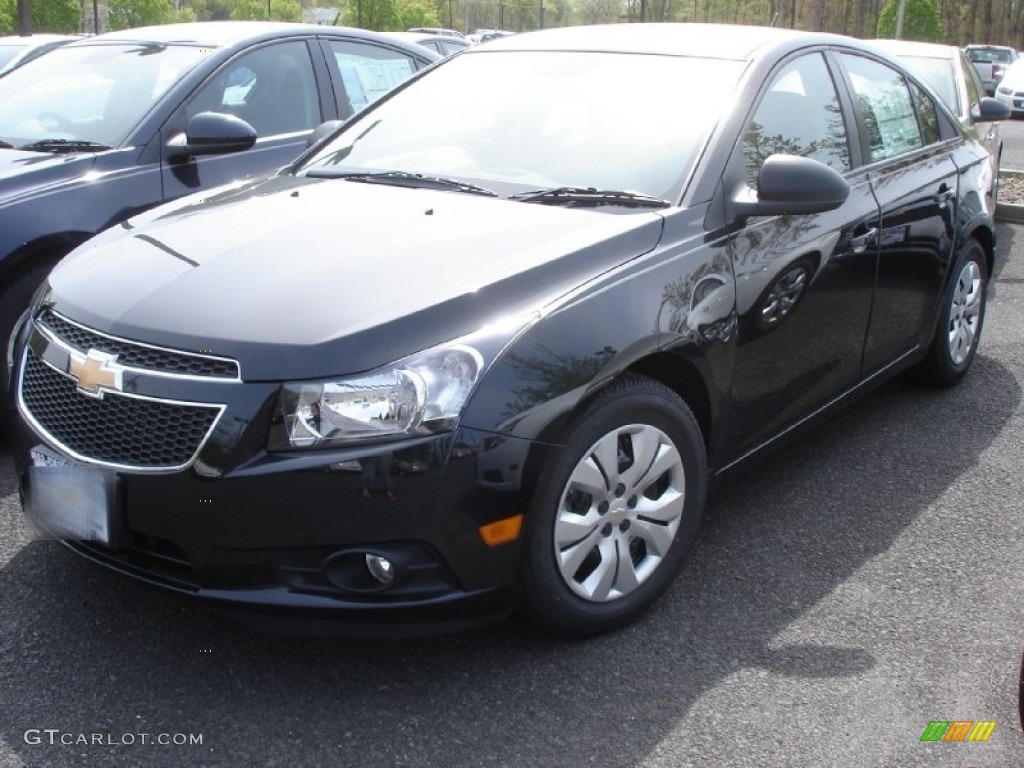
[18,0,81,33]
[877,0,944,42]
[340,0,394,29]
[231,0,269,19]
[0,0,13,35]
[395,0,439,28]
[0,0,81,33]
[340,0,438,30]
[271,0,302,21]
[36,0,79,31]
[108,0,172,29]
[172,6,199,21]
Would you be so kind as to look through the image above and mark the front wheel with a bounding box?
[520,375,707,636]
[914,239,988,388]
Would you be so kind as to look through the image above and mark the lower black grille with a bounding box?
[20,350,220,469]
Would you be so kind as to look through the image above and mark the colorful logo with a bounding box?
[920,720,997,742]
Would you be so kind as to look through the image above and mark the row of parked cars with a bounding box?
[0,21,1009,637]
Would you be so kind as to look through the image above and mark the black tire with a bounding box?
[914,238,988,388]
[1,261,54,429]
[520,374,707,636]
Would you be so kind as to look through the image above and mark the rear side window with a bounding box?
[841,54,923,163]
[325,40,419,115]
[908,81,941,144]
[742,53,851,187]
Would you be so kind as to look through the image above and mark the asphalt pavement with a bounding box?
[1,192,1023,767]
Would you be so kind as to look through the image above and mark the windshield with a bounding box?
[0,42,207,149]
[0,45,28,69]
[302,50,745,202]
[893,55,958,115]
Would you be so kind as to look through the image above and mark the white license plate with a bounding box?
[28,447,118,546]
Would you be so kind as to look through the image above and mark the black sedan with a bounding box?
[0,21,437,410]
[10,24,998,638]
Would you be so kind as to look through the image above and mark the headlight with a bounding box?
[269,344,484,450]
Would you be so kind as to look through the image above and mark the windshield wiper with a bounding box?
[509,186,671,208]
[19,139,112,154]
[305,169,497,197]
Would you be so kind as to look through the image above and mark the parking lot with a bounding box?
[2,162,1024,768]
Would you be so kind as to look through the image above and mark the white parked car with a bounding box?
[0,34,77,76]
[995,57,1024,115]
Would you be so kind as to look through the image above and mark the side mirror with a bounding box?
[973,96,1012,122]
[727,155,850,221]
[166,112,258,160]
[307,119,345,148]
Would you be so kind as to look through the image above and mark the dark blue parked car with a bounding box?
[0,21,436,410]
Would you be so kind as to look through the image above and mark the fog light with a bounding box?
[365,553,395,585]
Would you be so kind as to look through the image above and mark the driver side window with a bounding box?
[743,53,852,188]
[185,41,321,138]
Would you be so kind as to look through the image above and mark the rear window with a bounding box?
[967,47,1015,64]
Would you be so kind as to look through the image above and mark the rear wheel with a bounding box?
[520,375,707,636]
[914,239,987,387]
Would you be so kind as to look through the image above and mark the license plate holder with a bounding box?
[27,446,122,549]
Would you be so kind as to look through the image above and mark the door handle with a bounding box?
[849,227,878,254]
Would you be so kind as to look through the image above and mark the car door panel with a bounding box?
[863,150,958,370]
[836,53,960,372]
[717,52,881,458]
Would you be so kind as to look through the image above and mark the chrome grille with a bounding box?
[38,310,239,379]
[20,350,221,470]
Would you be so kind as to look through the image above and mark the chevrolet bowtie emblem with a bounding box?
[67,349,124,399]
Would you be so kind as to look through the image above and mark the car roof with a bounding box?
[382,31,457,44]
[0,34,79,46]
[476,23,859,60]
[66,21,385,49]
[867,38,959,60]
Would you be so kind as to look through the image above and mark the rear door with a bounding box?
[836,53,960,374]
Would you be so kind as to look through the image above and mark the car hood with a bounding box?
[0,147,99,197]
[47,173,666,380]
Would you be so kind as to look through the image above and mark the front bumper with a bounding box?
[11,310,545,636]
[13,420,533,636]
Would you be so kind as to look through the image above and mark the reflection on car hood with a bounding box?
[0,147,97,199]
[48,173,665,379]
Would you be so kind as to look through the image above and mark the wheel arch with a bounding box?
[1,231,93,288]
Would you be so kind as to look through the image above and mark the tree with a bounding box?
[35,0,81,30]
[231,0,269,19]
[1,0,81,33]
[172,6,199,21]
[395,0,439,28]
[108,0,172,29]
[271,0,302,21]
[876,0,944,41]
[340,0,396,29]
[0,0,13,35]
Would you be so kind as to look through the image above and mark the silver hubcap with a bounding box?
[948,260,982,366]
[554,424,686,602]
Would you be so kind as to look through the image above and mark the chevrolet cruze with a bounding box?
[10,24,999,637]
